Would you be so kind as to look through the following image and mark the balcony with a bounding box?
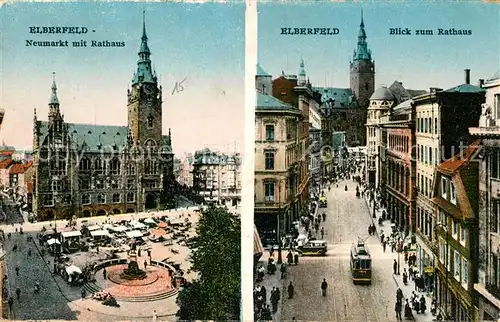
[485,283,500,300]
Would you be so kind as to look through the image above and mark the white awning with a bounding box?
[131,222,146,229]
[110,225,128,232]
[126,230,143,238]
[65,265,82,275]
[61,231,81,238]
[47,238,61,245]
[90,230,110,237]
[144,218,156,224]
[102,224,113,230]
[87,225,101,231]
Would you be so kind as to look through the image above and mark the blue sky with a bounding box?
[258,1,499,91]
[1,2,244,157]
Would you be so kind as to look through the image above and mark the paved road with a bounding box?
[3,232,78,320]
[281,178,400,321]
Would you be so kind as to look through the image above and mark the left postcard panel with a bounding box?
[0,1,244,321]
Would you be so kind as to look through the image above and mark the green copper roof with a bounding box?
[37,121,171,153]
[256,64,271,77]
[299,58,306,77]
[353,10,372,61]
[313,87,354,108]
[444,83,486,93]
[132,11,156,85]
[256,92,297,111]
[49,73,59,105]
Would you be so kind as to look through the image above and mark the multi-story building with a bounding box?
[191,149,241,207]
[415,70,485,293]
[469,72,500,321]
[177,153,194,187]
[365,86,396,187]
[431,143,479,321]
[255,64,303,245]
[331,131,347,174]
[32,16,174,221]
[381,99,416,235]
[309,95,322,194]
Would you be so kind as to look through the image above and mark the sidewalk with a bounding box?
[254,251,284,322]
[362,193,436,322]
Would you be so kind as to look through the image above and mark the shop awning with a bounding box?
[65,265,82,275]
[110,225,128,232]
[90,230,110,237]
[61,231,81,238]
[144,218,156,224]
[47,238,61,245]
[87,225,101,231]
[126,230,143,238]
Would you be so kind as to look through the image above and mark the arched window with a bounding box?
[94,158,104,174]
[126,164,136,175]
[112,193,120,203]
[126,192,135,203]
[145,139,156,154]
[79,158,91,171]
[110,158,121,175]
[97,193,106,204]
[50,157,66,176]
[81,193,90,205]
[147,115,154,129]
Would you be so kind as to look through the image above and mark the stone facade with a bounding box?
[469,73,500,321]
[32,17,174,222]
[192,149,241,206]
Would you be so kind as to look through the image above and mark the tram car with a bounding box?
[350,239,372,285]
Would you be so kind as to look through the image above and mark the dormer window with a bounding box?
[147,116,154,129]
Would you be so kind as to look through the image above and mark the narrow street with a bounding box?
[281,179,400,321]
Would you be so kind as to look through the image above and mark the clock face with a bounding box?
[144,84,156,96]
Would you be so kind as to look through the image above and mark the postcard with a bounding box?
[253,2,499,322]
[0,1,244,320]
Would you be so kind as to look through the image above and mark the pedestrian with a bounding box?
[321,227,325,239]
[382,240,387,252]
[81,288,86,300]
[321,278,328,296]
[144,260,147,270]
[409,266,413,281]
[15,287,20,300]
[395,300,402,320]
[152,309,158,322]
[103,269,107,279]
[8,296,13,312]
[393,259,397,275]
[15,266,19,276]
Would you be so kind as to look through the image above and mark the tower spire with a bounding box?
[50,72,59,105]
[132,9,155,85]
[353,9,371,61]
[298,57,306,85]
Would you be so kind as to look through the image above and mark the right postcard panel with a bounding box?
[253,2,499,321]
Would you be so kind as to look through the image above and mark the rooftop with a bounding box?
[256,64,271,77]
[370,86,395,101]
[256,92,298,112]
[438,141,480,174]
[444,83,486,94]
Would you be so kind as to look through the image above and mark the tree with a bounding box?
[176,205,241,320]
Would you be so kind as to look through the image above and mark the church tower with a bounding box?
[47,72,65,145]
[127,11,162,150]
[350,10,375,108]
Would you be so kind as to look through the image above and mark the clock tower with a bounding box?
[127,11,163,150]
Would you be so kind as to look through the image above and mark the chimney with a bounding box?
[465,69,471,85]
[479,79,485,87]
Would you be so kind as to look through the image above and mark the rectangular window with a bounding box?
[460,226,466,245]
[264,182,275,202]
[110,180,119,189]
[495,94,500,120]
[112,193,120,203]
[450,182,456,204]
[265,125,275,141]
[265,152,275,170]
[454,251,461,281]
[492,201,499,233]
[127,179,135,189]
[435,118,438,134]
[452,220,458,239]
[80,179,90,190]
[439,238,445,263]
[81,194,90,205]
[441,177,448,199]
[429,147,433,164]
[95,179,105,189]
[462,258,469,289]
[438,209,443,225]
[492,151,499,179]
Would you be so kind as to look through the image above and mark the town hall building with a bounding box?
[32,15,175,221]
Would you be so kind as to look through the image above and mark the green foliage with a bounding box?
[176,205,241,320]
